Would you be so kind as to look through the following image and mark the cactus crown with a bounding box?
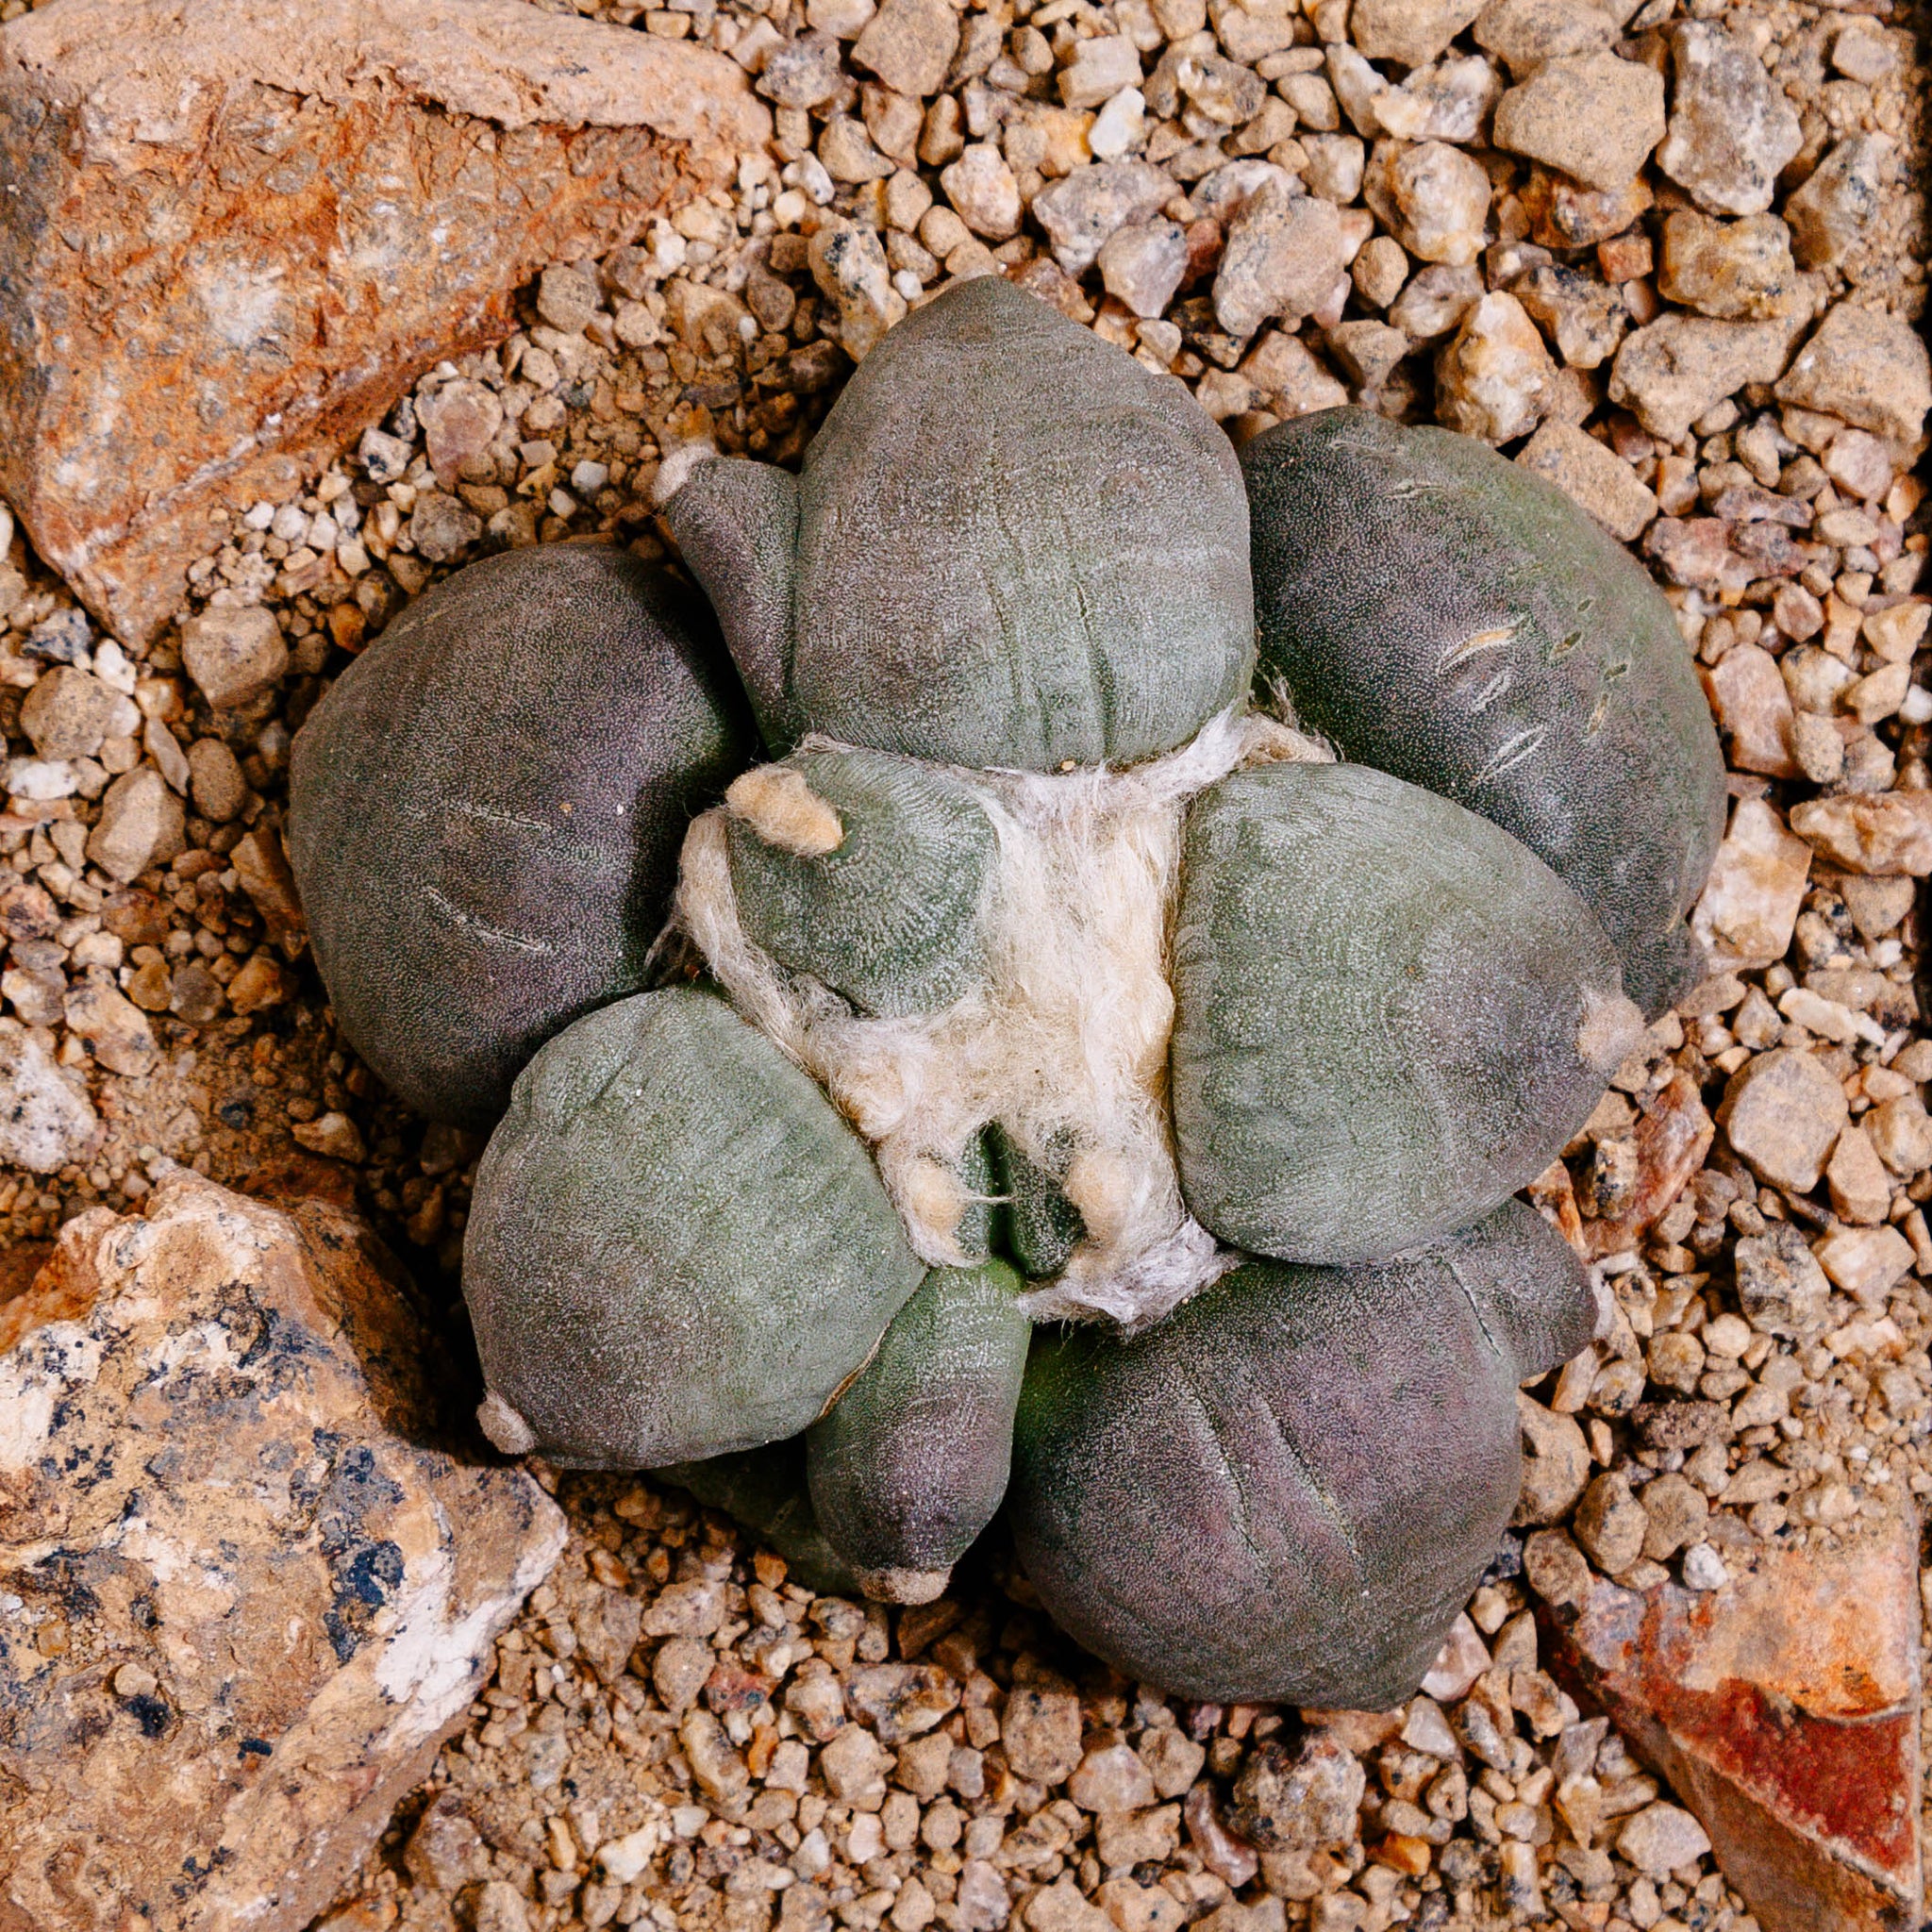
[678,708,1345,1328]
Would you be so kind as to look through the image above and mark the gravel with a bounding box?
[1783,131,1890,270]
[1716,1044,1851,1190]
[1361,139,1491,265]
[1227,1737,1365,1853]
[1098,218,1193,315]
[1517,418,1659,541]
[1491,51,1664,192]
[1431,288,1555,442]
[1607,311,1797,444]
[1655,20,1804,218]
[1616,1802,1712,1880]
[1656,210,1801,323]
[1773,300,1932,445]
[1212,181,1348,334]
[0,0,1924,1925]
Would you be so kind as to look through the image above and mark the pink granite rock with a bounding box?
[1583,1070,1715,1261]
[0,1174,566,1932]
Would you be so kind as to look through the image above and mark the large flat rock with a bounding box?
[0,0,769,645]
[0,1174,567,1932]
[1544,1511,1922,1932]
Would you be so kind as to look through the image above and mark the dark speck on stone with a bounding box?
[1480,1532,1525,1584]
[342,1541,403,1607]
[129,1694,170,1738]
[325,1538,406,1661]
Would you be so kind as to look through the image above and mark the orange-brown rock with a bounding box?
[0,0,769,646]
[1543,1511,1922,1932]
[0,1235,52,1307]
[0,1174,567,1932]
[1522,163,1655,250]
[1583,1069,1715,1260]
[1527,1156,1588,1258]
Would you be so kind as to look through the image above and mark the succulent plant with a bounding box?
[723,746,998,1017]
[668,276,1255,770]
[1171,760,1633,1264]
[807,1257,1032,1605]
[291,275,1723,1707]
[463,986,924,1469]
[658,1440,866,1599]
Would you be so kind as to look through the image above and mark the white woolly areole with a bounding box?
[672,707,1333,1330]
[651,436,721,508]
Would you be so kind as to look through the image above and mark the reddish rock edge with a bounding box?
[1542,1510,1923,1932]
[0,1174,568,1932]
[0,0,770,646]
[1582,1070,1716,1263]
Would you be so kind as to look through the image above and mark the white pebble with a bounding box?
[7,758,79,801]
[519,347,561,393]
[649,223,690,275]
[598,1824,661,1885]
[92,640,137,694]
[143,715,191,794]
[570,459,611,497]
[1089,86,1147,160]
[796,155,837,206]
[243,501,277,532]
[1680,1542,1728,1591]
[269,503,309,544]
[1618,1801,1712,1878]
[0,1021,98,1174]
[72,930,123,971]
[111,1660,158,1699]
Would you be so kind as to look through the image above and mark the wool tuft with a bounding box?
[673,707,1332,1330]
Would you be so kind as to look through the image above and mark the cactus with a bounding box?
[1171,760,1638,1264]
[724,746,999,1017]
[661,1441,868,1598]
[669,275,1255,771]
[291,278,1717,1707]
[807,1258,1032,1603]
[463,988,924,1469]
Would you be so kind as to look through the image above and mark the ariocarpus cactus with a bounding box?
[290,276,1724,1707]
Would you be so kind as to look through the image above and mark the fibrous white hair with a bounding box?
[671,706,1333,1331]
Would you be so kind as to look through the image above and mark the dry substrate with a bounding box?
[0,0,1927,1924]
